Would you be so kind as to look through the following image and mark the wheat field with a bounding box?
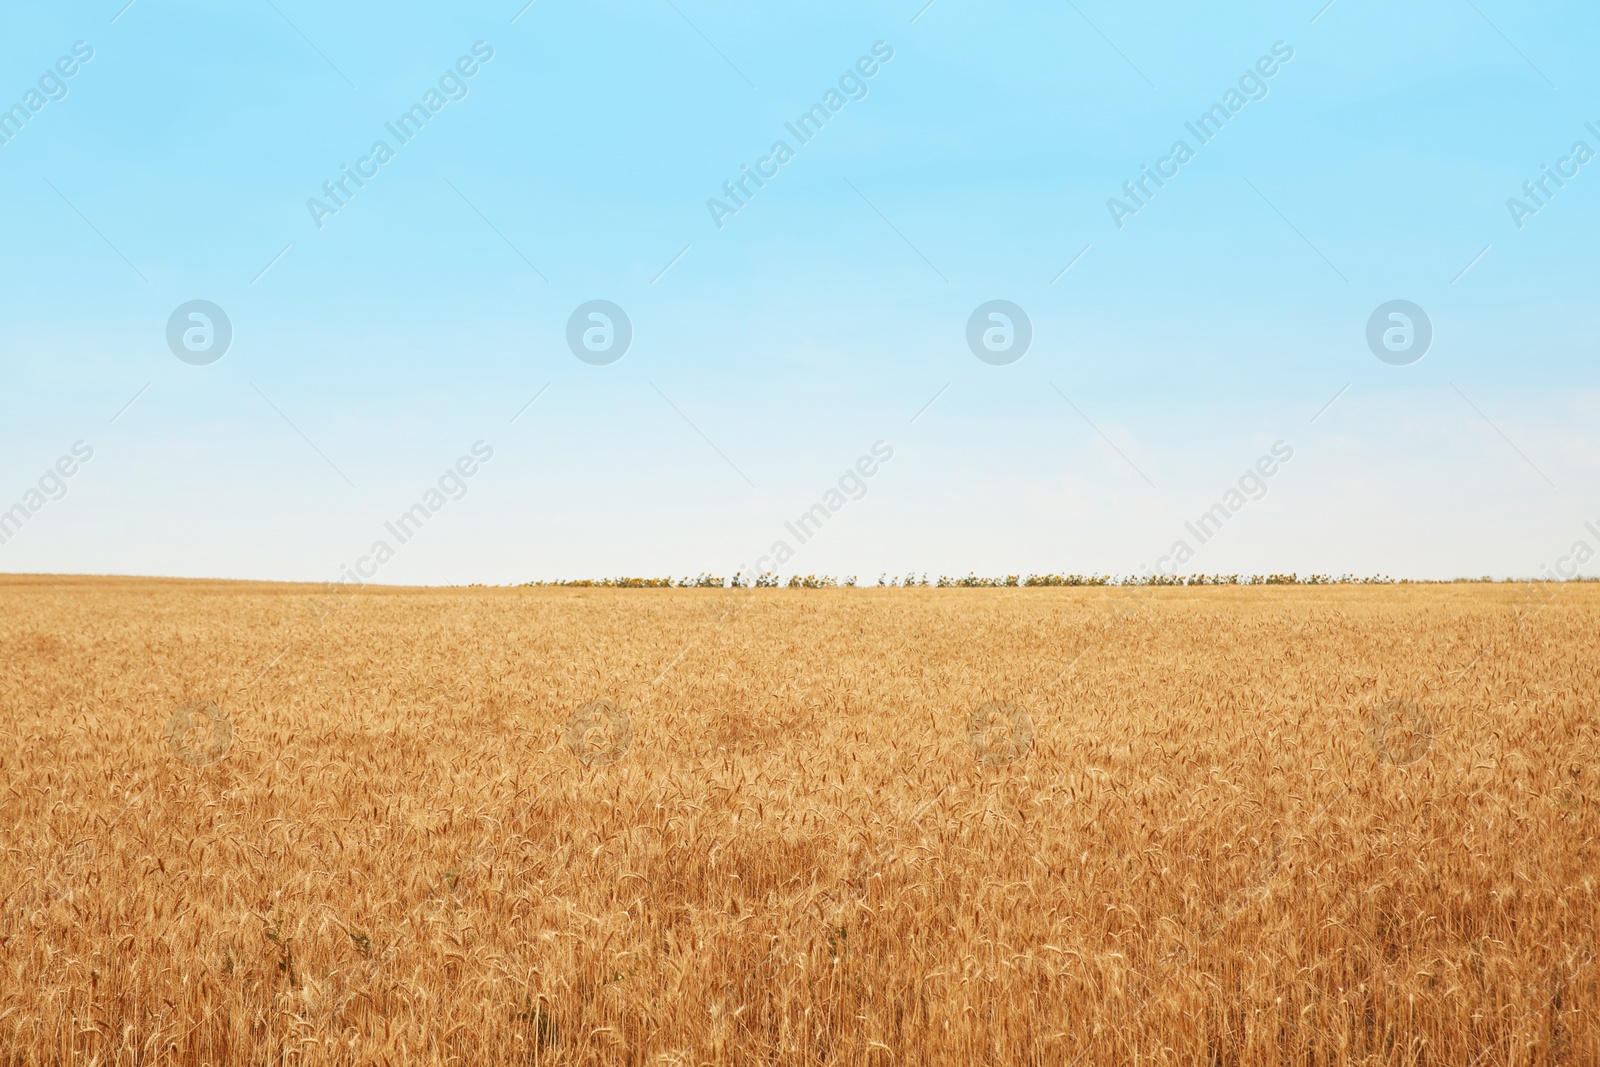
[2,575,1596,1065]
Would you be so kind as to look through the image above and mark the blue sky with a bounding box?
[2,0,1597,583]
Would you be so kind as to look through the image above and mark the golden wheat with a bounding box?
[2,575,1596,1064]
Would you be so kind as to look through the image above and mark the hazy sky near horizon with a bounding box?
[2,0,1598,584]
